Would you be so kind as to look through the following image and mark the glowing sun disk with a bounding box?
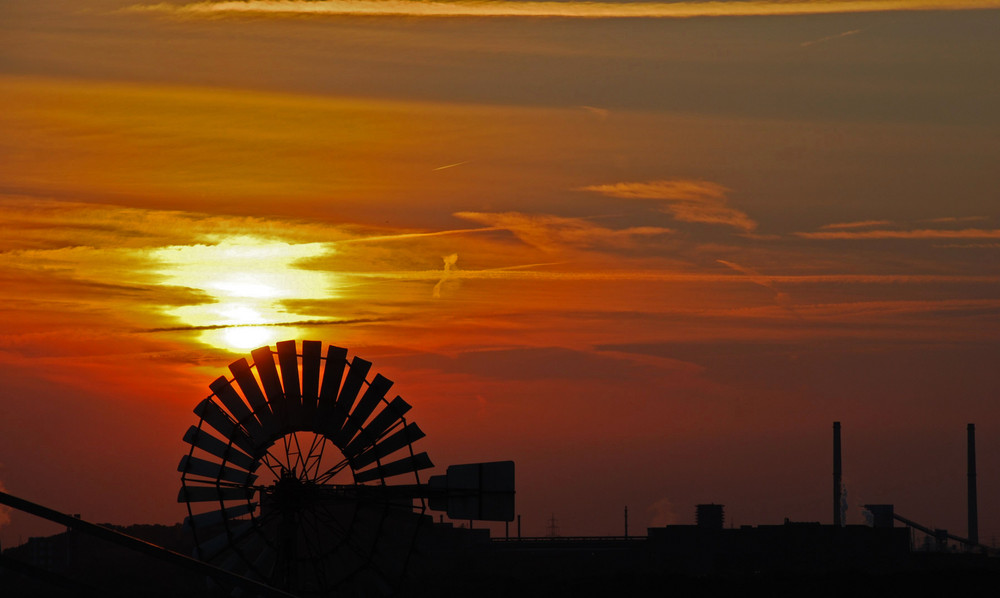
[152,236,336,351]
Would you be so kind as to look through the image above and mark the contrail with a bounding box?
[142,318,388,333]
[336,226,503,244]
[801,29,863,47]
[433,161,471,171]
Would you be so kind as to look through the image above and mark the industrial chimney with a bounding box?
[968,423,978,546]
[833,421,842,527]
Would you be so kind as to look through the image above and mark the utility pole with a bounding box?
[833,421,843,527]
[968,423,979,546]
[624,506,629,538]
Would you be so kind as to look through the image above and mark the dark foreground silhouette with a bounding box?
[3,518,998,597]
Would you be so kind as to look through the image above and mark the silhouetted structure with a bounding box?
[833,421,843,527]
[177,341,515,596]
[696,504,724,530]
[866,504,895,529]
[969,423,979,545]
[3,377,998,596]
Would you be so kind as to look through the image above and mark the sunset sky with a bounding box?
[2,0,999,548]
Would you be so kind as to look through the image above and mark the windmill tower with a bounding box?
[179,340,516,595]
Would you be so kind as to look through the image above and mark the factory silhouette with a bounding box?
[2,339,998,596]
[3,421,996,596]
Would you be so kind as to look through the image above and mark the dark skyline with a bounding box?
[2,0,999,548]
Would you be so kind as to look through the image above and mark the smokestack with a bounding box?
[968,423,978,546]
[833,421,842,527]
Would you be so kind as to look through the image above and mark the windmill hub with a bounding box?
[270,470,317,510]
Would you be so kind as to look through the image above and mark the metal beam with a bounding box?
[0,490,297,598]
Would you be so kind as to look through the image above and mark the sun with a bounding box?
[151,235,336,351]
[221,326,277,350]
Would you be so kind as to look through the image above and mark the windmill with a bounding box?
[178,340,515,596]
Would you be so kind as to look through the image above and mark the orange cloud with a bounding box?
[341,269,1000,285]
[454,211,673,251]
[432,253,459,298]
[127,1,1000,19]
[800,29,863,47]
[796,228,1000,240]
[819,220,894,230]
[716,259,792,308]
[580,179,757,232]
[922,216,988,224]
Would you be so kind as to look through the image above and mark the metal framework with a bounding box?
[179,341,436,596]
[1,340,514,597]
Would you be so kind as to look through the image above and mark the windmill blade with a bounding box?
[349,423,426,471]
[353,452,434,484]
[210,376,266,442]
[252,346,289,429]
[277,340,304,430]
[183,426,257,472]
[336,373,393,447]
[230,358,279,439]
[177,485,256,503]
[195,520,254,561]
[276,341,301,401]
[342,397,411,460]
[300,340,322,422]
[246,541,277,584]
[218,529,271,594]
[205,524,277,591]
[317,345,348,418]
[326,357,372,441]
[179,455,258,485]
[215,550,248,585]
[194,399,257,456]
[184,502,257,529]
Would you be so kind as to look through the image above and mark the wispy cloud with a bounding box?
[580,105,610,120]
[341,268,1000,285]
[717,259,792,307]
[936,243,1000,249]
[0,196,354,251]
[433,253,459,298]
[334,227,502,244]
[454,211,673,251]
[809,217,998,239]
[819,219,894,230]
[922,215,989,224]
[142,317,386,332]
[433,161,471,172]
[580,179,757,232]
[797,228,1000,240]
[801,29,863,47]
[786,298,1000,319]
[126,1,1000,19]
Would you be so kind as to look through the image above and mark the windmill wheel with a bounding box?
[178,340,433,596]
